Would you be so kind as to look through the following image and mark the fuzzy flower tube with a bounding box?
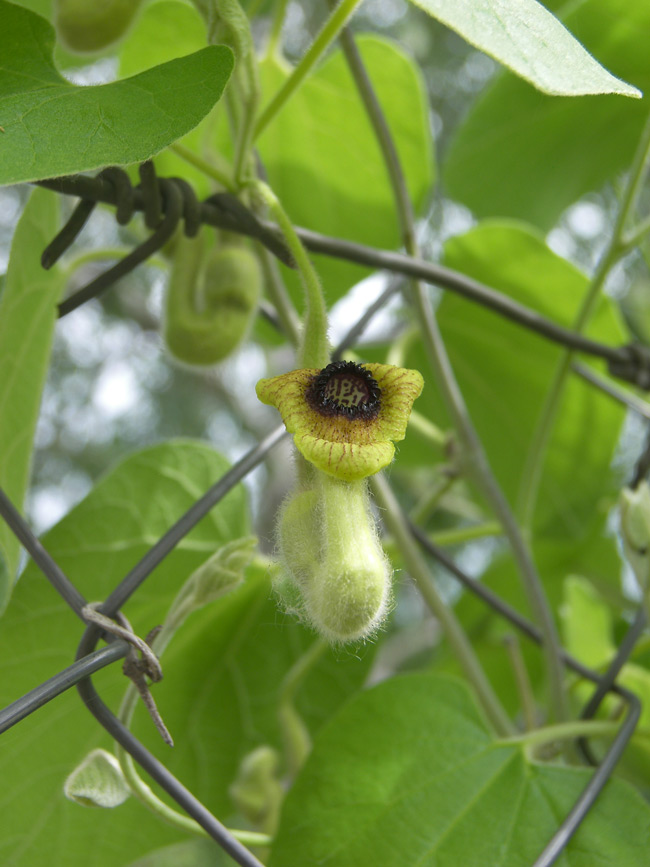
[258,359,423,642]
[253,182,423,642]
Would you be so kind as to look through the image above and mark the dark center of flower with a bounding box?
[307,361,381,420]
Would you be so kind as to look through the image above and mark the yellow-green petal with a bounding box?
[256,362,423,481]
[363,364,424,442]
[294,434,395,482]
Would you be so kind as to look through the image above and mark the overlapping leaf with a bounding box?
[257,36,434,307]
[443,0,650,228]
[0,441,373,865]
[411,220,625,537]
[0,0,233,185]
[0,187,62,615]
[409,0,639,96]
[271,674,650,866]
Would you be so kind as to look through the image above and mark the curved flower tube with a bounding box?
[256,360,424,481]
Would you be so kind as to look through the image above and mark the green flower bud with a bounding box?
[164,235,261,366]
[54,0,143,53]
[229,746,284,834]
[63,749,130,808]
[620,482,650,589]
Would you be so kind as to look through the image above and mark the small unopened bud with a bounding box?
[54,0,143,53]
[63,749,130,808]
[164,537,256,636]
[229,746,284,834]
[164,236,261,366]
[183,536,255,608]
[620,482,650,589]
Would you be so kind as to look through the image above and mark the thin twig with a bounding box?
[372,474,514,736]
[335,23,567,721]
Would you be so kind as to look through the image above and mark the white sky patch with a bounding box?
[567,201,606,240]
[546,227,577,261]
[92,361,142,418]
[329,273,400,346]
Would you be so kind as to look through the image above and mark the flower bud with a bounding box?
[63,749,130,808]
[229,746,283,834]
[54,0,143,53]
[164,236,261,366]
[620,482,650,589]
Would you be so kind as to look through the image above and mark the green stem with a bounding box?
[278,639,328,778]
[408,471,459,525]
[266,0,291,58]
[61,248,167,283]
[114,684,269,846]
[372,474,514,737]
[336,25,567,722]
[407,410,447,447]
[503,634,537,732]
[386,325,418,368]
[254,181,330,368]
[415,289,569,723]
[429,521,501,547]
[501,719,620,750]
[257,245,302,345]
[254,0,362,139]
[517,111,650,533]
[233,51,261,184]
[622,213,650,253]
[169,142,236,191]
[113,597,272,845]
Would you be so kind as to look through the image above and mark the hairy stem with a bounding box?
[254,181,330,368]
[278,638,328,778]
[266,0,291,58]
[503,634,537,732]
[257,245,302,345]
[115,680,269,847]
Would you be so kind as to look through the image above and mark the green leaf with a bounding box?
[561,575,616,667]
[408,0,640,96]
[127,839,226,867]
[412,220,625,538]
[443,0,650,229]
[257,35,433,307]
[0,440,373,865]
[440,516,623,716]
[270,673,650,866]
[0,440,247,866]
[0,187,62,615]
[130,564,376,819]
[0,0,233,185]
[118,0,216,197]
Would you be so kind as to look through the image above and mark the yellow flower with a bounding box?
[256,361,424,481]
